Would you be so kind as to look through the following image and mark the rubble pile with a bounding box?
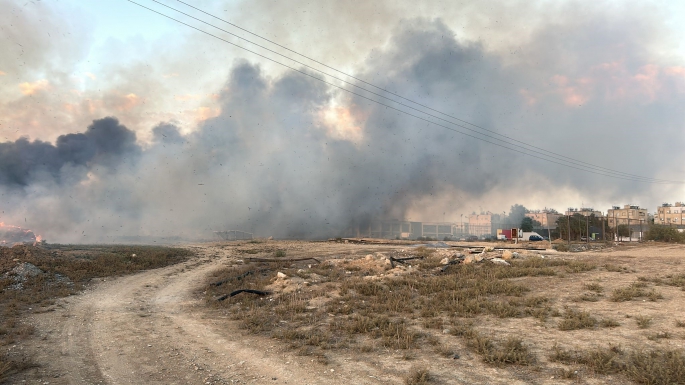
[3,262,44,290]
[434,247,536,268]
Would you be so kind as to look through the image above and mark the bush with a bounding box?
[554,243,569,252]
[645,225,685,243]
[404,367,431,385]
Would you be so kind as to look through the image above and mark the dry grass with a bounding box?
[449,322,536,366]
[0,244,192,381]
[551,344,685,384]
[558,308,598,330]
[206,255,593,368]
[404,366,431,385]
[584,283,603,293]
[611,282,663,302]
[635,315,653,329]
[204,243,685,383]
[638,274,685,290]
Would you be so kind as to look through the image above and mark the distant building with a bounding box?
[565,207,602,217]
[655,202,685,226]
[468,212,501,237]
[355,220,457,240]
[525,210,562,229]
[607,205,648,227]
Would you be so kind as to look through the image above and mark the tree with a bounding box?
[617,224,630,240]
[646,224,685,243]
[520,217,534,232]
[556,214,604,241]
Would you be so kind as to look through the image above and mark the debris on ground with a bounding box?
[217,289,272,301]
[490,258,511,266]
[2,262,44,290]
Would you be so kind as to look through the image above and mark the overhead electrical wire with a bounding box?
[170,0,663,183]
[149,0,674,184]
[125,0,683,185]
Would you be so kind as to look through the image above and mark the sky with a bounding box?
[1,0,685,241]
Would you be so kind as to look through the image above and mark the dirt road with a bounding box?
[18,244,421,385]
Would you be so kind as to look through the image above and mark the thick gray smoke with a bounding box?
[0,117,139,187]
[2,16,684,242]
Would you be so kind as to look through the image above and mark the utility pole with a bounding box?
[546,211,552,249]
[567,211,571,246]
[602,214,606,242]
[628,215,632,242]
[586,215,589,244]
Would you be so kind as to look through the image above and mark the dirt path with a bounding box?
[19,246,388,385]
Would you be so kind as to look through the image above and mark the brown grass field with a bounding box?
[2,240,685,384]
[203,240,685,384]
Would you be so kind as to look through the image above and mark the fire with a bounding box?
[0,222,38,246]
[318,105,365,142]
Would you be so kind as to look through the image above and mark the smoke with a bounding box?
[1,9,684,242]
[0,117,139,188]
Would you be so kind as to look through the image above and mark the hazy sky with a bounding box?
[2,0,685,240]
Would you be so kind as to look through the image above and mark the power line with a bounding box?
[170,0,671,183]
[171,0,673,182]
[125,0,683,184]
[150,0,676,183]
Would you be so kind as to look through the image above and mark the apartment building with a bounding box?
[607,205,648,227]
[565,207,602,217]
[468,212,501,237]
[655,202,685,226]
[525,211,562,229]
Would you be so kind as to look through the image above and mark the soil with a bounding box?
[8,241,685,384]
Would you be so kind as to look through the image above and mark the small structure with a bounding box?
[214,230,253,241]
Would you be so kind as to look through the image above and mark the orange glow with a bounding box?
[549,75,589,106]
[519,89,537,106]
[318,105,365,141]
[0,70,6,76]
[0,222,38,245]
[19,79,49,95]
[194,106,220,121]
[174,94,200,102]
[665,66,685,77]
[563,91,587,106]
[633,64,662,101]
[119,93,141,112]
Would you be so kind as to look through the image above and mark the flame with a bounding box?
[0,222,38,246]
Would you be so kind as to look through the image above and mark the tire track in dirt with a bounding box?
[25,249,389,384]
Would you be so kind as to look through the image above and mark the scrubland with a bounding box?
[205,240,685,384]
